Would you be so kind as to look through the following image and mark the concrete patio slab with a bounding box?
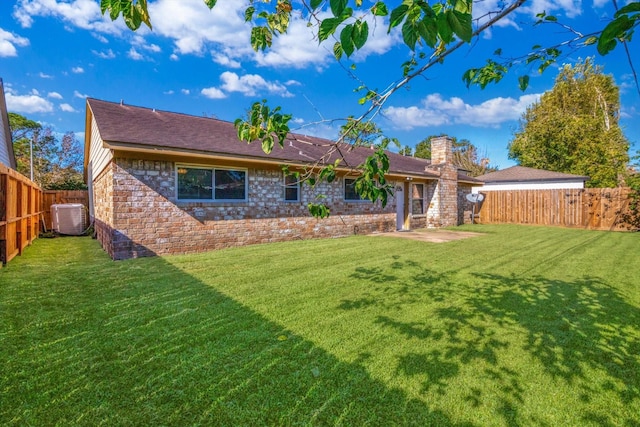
[371,229,485,243]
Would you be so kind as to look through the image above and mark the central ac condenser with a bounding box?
[51,204,87,235]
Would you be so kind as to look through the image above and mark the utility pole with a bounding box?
[30,133,34,181]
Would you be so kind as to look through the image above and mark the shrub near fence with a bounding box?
[0,164,43,266]
[43,190,89,232]
[478,188,636,231]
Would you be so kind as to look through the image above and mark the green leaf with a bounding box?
[100,0,110,14]
[538,60,553,74]
[518,75,530,91]
[310,0,323,10]
[417,17,438,48]
[544,15,557,22]
[353,20,369,49]
[251,26,272,51]
[452,0,472,14]
[448,10,472,43]
[333,42,343,60]
[598,15,634,55]
[262,135,275,154]
[319,17,341,42]
[615,2,640,16]
[330,0,347,17]
[244,6,255,22]
[402,21,419,50]
[371,1,388,16]
[388,4,409,31]
[203,0,217,8]
[340,24,355,56]
[436,12,453,43]
[584,36,597,46]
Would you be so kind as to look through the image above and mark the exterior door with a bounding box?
[396,183,405,230]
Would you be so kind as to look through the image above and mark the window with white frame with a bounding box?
[176,165,247,201]
[344,178,366,201]
[284,174,299,201]
[411,183,424,215]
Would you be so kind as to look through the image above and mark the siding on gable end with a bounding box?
[0,108,9,167]
[88,114,113,180]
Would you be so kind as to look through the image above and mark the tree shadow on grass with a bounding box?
[342,258,640,426]
[1,247,473,426]
[469,272,640,425]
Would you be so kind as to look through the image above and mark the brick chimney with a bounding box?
[428,136,458,227]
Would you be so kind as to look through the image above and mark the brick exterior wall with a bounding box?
[457,183,474,224]
[93,158,397,259]
[92,162,115,257]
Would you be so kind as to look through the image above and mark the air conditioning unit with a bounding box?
[51,204,87,235]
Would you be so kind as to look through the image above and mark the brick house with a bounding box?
[84,98,480,260]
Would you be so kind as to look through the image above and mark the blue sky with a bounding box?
[0,0,638,169]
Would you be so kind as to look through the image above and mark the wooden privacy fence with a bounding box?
[0,164,43,266]
[43,190,89,231]
[478,188,636,231]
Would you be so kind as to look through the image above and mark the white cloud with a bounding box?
[72,66,84,73]
[254,14,331,69]
[127,47,144,61]
[92,48,116,59]
[181,89,190,95]
[149,0,249,55]
[93,33,108,43]
[201,87,226,99]
[146,43,161,53]
[0,27,29,57]
[48,91,63,99]
[60,103,77,112]
[39,72,53,79]
[524,0,583,18]
[170,53,179,61]
[74,90,89,99]
[5,91,54,113]
[211,52,241,68]
[14,0,125,34]
[384,93,541,130]
[163,90,175,95]
[131,35,161,53]
[219,71,293,97]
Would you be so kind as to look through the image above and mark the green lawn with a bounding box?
[1,224,639,426]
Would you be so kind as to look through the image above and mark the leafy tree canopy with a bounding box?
[414,134,498,177]
[508,58,630,188]
[9,113,86,190]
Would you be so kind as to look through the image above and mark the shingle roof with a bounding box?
[87,98,480,183]
[476,165,589,183]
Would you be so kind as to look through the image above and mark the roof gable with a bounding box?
[87,98,479,181]
[476,165,589,183]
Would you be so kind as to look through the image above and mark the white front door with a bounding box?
[396,183,405,230]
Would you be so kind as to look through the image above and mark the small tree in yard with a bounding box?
[508,58,630,188]
[9,113,86,190]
